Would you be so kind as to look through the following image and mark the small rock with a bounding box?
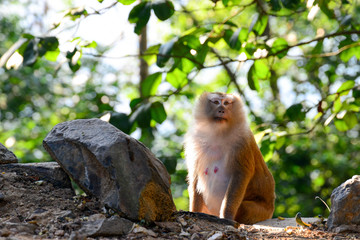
[207,231,223,240]
[55,229,65,236]
[0,143,17,164]
[179,230,190,237]
[155,221,181,232]
[132,224,157,237]
[43,118,176,222]
[0,192,5,201]
[88,213,106,222]
[79,215,133,237]
[177,216,187,226]
[188,224,201,234]
[327,175,360,230]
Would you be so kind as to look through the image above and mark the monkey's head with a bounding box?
[194,92,246,132]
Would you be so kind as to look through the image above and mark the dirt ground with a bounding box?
[1,164,360,239]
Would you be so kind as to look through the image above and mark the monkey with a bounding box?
[184,92,275,224]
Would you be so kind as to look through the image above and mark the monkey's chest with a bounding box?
[197,160,230,215]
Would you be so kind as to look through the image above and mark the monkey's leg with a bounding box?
[235,200,274,224]
[188,178,210,214]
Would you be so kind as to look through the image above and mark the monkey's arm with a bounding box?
[219,172,252,220]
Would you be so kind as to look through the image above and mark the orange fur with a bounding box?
[184,92,275,224]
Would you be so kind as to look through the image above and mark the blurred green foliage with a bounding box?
[1,0,360,219]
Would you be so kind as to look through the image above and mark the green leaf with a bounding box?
[271,38,288,58]
[334,119,348,131]
[343,112,357,130]
[38,37,59,57]
[22,39,38,66]
[117,0,136,5]
[44,49,60,62]
[109,112,132,134]
[151,101,167,123]
[229,28,242,50]
[340,45,360,62]
[128,2,151,34]
[353,88,360,98]
[332,97,342,112]
[143,44,160,65]
[260,139,275,162]
[152,0,175,21]
[252,14,268,36]
[281,0,301,10]
[248,65,260,91]
[130,98,143,110]
[337,80,355,95]
[222,0,229,6]
[157,38,176,67]
[141,72,162,97]
[129,102,152,128]
[21,33,34,39]
[254,60,270,79]
[286,104,305,121]
[166,68,188,88]
[269,0,282,11]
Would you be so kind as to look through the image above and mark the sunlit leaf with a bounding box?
[166,68,187,88]
[151,101,167,123]
[332,97,341,113]
[157,38,176,67]
[152,0,175,21]
[142,44,160,66]
[337,80,355,95]
[44,49,60,62]
[286,104,305,121]
[260,139,275,162]
[334,119,348,131]
[340,45,360,62]
[252,14,268,36]
[141,72,162,97]
[271,38,288,58]
[117,0,136,5]
[254,60,270,79]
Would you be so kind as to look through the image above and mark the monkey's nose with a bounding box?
[218,110,225,114]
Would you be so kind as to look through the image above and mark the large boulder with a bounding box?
[0,143,18,164]
[327,175,360,232]
[43,118,176,222]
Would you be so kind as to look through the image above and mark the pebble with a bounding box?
[0,192,5,201]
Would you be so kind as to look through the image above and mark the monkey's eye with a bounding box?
[211,100,220,105]
[224,101,229,106]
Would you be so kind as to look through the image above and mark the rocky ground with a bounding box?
[0,163,359,239]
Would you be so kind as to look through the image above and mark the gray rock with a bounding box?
[43,118,176,222]
[0,162,72,189]
[327,175,360,230]
[79,215,133,237]
[0,143,17,164]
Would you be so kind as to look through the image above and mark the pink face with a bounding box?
[206,93,235,123]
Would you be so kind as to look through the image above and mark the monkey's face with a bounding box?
[206,93,235,124]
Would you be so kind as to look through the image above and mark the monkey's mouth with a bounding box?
[214,117,227,122]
